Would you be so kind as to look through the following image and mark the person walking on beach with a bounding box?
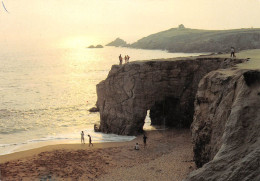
[127,55,130,63]
[81,131,85,144]
[231,47,236,58]
[135,143,140,150]
[143,134,147,148]
[88,134,93,147]
[119,54,123,65]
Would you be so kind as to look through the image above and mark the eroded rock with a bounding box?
[96,57,246,135]
[185,69,260,181]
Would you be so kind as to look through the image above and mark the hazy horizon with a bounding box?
[1,0,260,51]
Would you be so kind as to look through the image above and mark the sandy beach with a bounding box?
[0,129,195,181]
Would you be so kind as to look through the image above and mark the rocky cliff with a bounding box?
[96,57,246,135]
[184,69,260,181]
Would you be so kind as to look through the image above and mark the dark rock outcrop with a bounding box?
[87,45,104,48]
[95,45,103,48]
[94,123,101,132]
[185,69,260,181]
[106,38,129,47]
[243,70,260,86]
[89,107,99,112]
[88,45,95,48]
[96,57,246,135]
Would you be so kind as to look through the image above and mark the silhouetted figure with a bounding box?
[81,131,85,144]
[119,54,123,65]
[127,55,130,63]
[124,55,127,64]
[134,143,140,150]
[231,47,236,58]
[88,135,93,147]
[143,134,147,148]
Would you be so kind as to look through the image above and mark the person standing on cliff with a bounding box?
[231,47,236,58]
[124,55,128,64]
[81,131,85,144]
[119,54,123,65]
[143,134,147,148]
[88,134,93,147]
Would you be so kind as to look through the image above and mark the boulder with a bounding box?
[94,123,101,132]
[89,107,99,112]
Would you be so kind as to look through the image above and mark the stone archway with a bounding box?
[150,96,193,128]
[96,57,246,135]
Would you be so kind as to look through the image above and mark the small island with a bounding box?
[87,44,104,48]
[106,38,129,47]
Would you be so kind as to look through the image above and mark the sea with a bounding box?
[0,46,202,155]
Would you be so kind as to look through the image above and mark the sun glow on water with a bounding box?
[0,46,203,155]
[59,36,101,49]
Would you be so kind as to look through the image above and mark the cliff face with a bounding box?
[96,57,246,135]
[185,69,260,181]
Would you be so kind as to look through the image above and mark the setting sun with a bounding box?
[0,0,260,180]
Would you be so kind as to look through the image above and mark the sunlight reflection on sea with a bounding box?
[0,46,202,155]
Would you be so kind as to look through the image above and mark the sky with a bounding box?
[0,0,260,49]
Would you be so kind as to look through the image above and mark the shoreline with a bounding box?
[0,118,157,157]
[0,135,136,157]
[0,129,195,180]
[0,139,131,164]
[0,127,168,163]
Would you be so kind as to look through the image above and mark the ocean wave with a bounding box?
[0,128,30,134]
[0,142,27,148]
[0,103,90,117]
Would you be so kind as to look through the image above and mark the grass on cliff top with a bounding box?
[212,49,260,70]
[136,28,260,42]
[130,28,260,53]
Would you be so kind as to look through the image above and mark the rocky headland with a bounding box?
[96,56,260,180]
[106,26,260,53]
[96,57,246,135]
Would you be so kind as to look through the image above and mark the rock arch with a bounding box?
[96,57,246,135]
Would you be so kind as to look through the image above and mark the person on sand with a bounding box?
[88,134,93,147]
[143,134,147,148]
[119,54,123,65]
[127,55,130,63]
[134,143,140,150]
[81,131,85,144]
[231,47,236,58]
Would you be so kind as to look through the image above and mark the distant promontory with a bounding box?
[106,38,129,47]
[107,25,260,53]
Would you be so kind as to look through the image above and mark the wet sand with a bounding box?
[0,129,195,181]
